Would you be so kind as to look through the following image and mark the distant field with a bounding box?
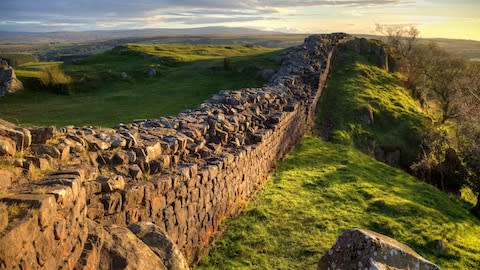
[2,33,479,64]
[0,44,283,127]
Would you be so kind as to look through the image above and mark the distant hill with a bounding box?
[1,28,479,61]
[0,27,284,44]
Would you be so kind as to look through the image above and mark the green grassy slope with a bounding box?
[196,48,480,269]
[1,44,282,127]
[317,51,428,166]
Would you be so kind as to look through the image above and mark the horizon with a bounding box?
[1,0,480,41]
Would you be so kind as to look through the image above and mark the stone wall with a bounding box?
[0,33,349,269]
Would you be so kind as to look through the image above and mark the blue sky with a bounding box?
[1,0,479,40]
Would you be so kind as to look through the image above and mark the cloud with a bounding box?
[0,0,414,32]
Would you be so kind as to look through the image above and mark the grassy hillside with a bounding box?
[196,136,480,269]
[196,47,480,269]
[0,44,282,127]
[317,50,428,166]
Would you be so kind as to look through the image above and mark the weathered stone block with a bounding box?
[0,136,16,157]
[97,175,126,192]
[0,127,25,151]
[102,192,123,215]
[29,127,56,144]
[145,142,162,162]
[31,144,61,159]
[100,225,168,270]
[128,222,190,270]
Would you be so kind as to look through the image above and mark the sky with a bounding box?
[1,0,480,40]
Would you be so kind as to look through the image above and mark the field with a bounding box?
[0,44,282,127]
[196,47,480,269]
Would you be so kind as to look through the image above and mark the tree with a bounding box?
[417,43,467,124]
[378,23,480,214]
[375,24,423,100]
[375,24,419,60]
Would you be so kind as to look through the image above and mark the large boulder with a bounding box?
[318,228,439,270]
[99,225,168,270]
[128,222,190,270]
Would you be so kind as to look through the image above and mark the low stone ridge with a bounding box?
[0,33,356,269]
[318,228,440,270]
[0,59,23,97]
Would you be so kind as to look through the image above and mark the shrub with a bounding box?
[38,65,73,95]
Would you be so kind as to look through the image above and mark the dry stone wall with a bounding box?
[0,33,348,269]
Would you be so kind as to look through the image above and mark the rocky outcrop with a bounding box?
[318,228,439,270]
[0,59,23,97]
[0,33,352,269]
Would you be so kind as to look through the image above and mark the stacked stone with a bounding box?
[0,34,349,268]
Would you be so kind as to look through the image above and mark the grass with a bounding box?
[316,50,428,166]
[18,61,63,70]
[1,44,282,127]
[196,136,480,270]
